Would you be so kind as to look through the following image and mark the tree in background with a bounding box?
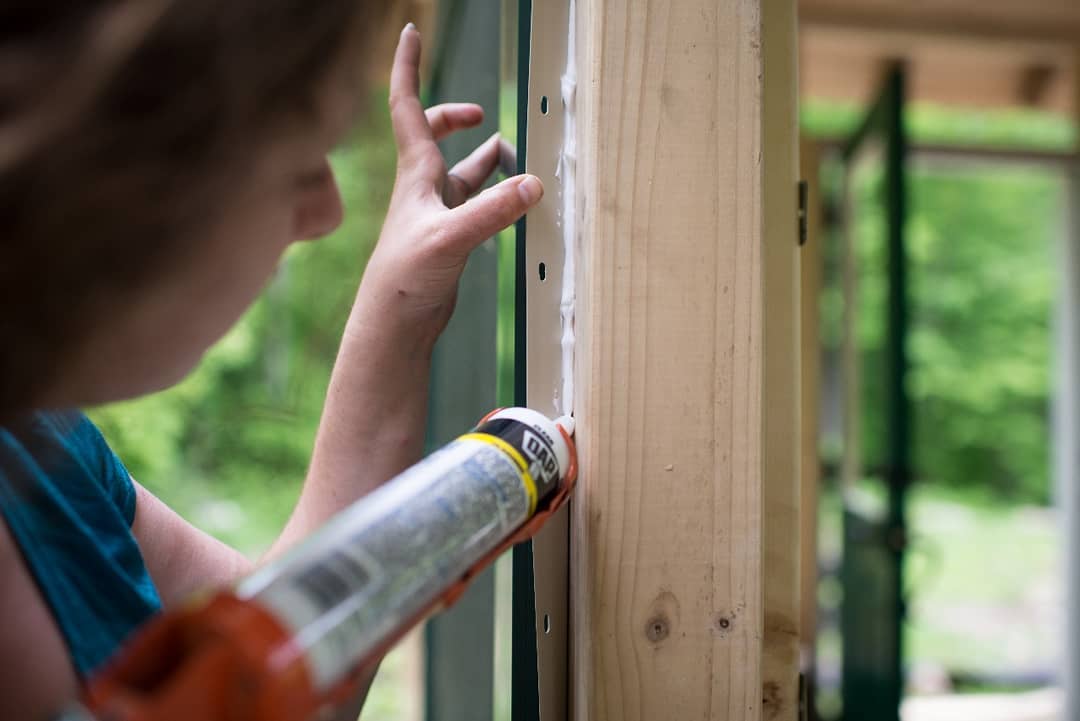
[812,102,1071,505]
[908,166,1059,503]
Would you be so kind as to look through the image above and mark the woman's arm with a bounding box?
[0,522,79,721]
[130,482,251,604]
[267,24,541,555]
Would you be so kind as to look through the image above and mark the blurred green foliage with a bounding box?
[908,166,1060,502]
[803,99,1076,151]
[812,102,1067,503]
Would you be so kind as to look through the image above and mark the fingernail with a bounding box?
[518,175,543,204]
[405,22,417,32]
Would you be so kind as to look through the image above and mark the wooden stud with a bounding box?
[570,1,798,719]
[798,137,823,682]
[762,0,802,718]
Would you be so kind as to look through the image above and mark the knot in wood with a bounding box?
[762,680,783,719]
[644,614,670,643]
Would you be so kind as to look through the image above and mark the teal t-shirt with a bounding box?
[0,411,161,678]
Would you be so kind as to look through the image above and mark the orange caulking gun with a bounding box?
[61,408,576,721]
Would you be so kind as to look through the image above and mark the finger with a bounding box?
[439,175,544,253]
[389,24,436,156]
[425,103,484,142]
[444,133,502,208]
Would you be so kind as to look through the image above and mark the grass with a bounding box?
[904,488,1059,676]
[802,99,1076,151]
[817,481,1061,689]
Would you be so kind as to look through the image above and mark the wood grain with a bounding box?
[570,1,798,719]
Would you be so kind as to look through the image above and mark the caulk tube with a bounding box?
[80,409,575,721]
[235,408,575,693]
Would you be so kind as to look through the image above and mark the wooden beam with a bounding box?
[800,0,1080,51]
[570,0,798,719]
[797,138,822,705]
[762,0,802,717]
[1018,63,1058,107]
[798,22,1076,114]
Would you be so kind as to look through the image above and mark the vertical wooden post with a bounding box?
[570,0,799,719]
[762,0,802,718]
[797,138,822,695]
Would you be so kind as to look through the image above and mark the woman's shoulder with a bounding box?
[0,409,160,678]
[16,410,109,457]
[0,409,137,524]
[1,409,98,456]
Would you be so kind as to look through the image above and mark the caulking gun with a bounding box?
[60,407,576,721]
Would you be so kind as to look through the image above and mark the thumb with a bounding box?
[438,175,543,253]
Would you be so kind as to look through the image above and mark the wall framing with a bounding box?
[569,1,801,719]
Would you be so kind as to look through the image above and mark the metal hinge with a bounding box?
[797,179,809,246]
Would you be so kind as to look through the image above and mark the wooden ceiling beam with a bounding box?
[799,22,1078,114]
[800,4,1080,54]
[1018,63,1059,108]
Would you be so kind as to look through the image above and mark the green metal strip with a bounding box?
[883,66,911,719]
[839,65,909,721]
[511,2,540,721]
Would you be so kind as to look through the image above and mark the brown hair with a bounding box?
[0,0,391,414]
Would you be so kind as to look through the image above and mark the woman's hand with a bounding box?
[285,24,540,558]
[352,23,542,349]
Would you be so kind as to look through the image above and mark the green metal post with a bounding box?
[510,4,540,720]
[424,1,503,719]
[839,65,909,721]
[883,67,911,719]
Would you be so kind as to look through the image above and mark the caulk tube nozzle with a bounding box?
[475,408,573,507]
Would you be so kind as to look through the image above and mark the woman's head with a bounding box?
[0,0,391,413]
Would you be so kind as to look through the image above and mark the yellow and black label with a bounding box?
[464,417,562,516]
